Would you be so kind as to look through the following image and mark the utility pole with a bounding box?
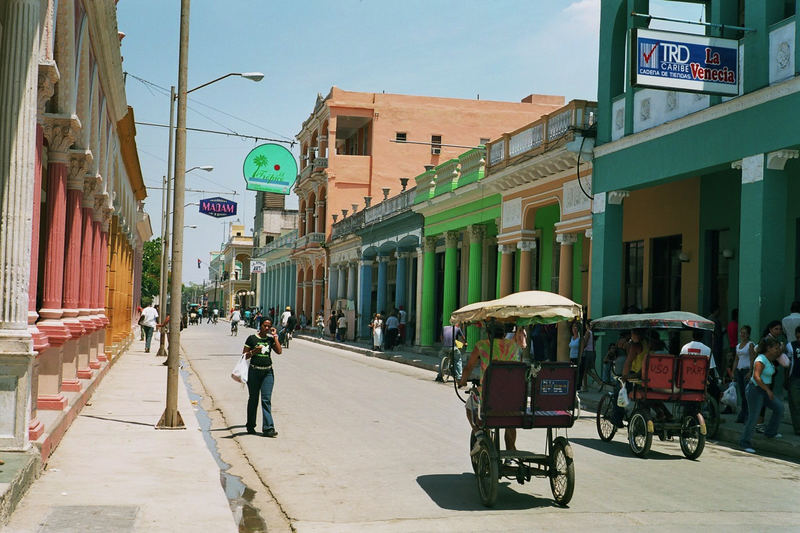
[157,0,189,429]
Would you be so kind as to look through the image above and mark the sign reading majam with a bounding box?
[199,197,237,218]
[243,143,298,195]
[632,29,739,96]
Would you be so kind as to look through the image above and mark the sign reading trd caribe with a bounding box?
[243,143,298,195]
[199,197,237,218]
[632,29,739,96]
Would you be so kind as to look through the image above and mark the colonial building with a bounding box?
[251,192,298,315]
[592,1,800,357]
[216,223,254,312]
[0,0,148,452]
[293,87,566,322]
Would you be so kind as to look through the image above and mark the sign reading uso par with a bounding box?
[632,29,739,96]
[199,197,237,218]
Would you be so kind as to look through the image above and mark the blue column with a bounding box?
[395,252,408,309]
[359,259,373,338]
[376,256,388,315]
[329,265,339,302]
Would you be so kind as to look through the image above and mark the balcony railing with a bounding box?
[485,100,597,173]
[254,229,298,257]
[364,187,414,224]
[294,232,325,249]
[330,210,365,241]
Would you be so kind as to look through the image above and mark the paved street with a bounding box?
[180,322,799,532]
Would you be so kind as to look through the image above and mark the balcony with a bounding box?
[485,100,597,173]
[294,232,325,249]
[254,230,298,258]
[364,188,414,225]
[330,210,365,241]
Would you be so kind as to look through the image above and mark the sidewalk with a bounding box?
[296,333,800,460]
[1,342,236,532]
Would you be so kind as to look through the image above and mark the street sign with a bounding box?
[243,143,298,195]
[199,197,237,218]
[250,260,266,274]
[631,29,739,96]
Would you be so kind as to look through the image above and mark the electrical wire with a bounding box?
[576,134,592,201]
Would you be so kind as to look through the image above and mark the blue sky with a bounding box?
[117,0,702,285]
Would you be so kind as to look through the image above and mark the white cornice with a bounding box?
[85,0,127,122]
[596,76,800,159]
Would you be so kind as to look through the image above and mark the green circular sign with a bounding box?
[242,143,298,195]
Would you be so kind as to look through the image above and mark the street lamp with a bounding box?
[158,0,264,429]
[184,225,198,229]
[157,167,211,359]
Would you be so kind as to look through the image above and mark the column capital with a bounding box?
[68,149,93,190]
[556,233,578,245]
[498,244,515,254]
[516,240,536,252]
[360,259,373,267]
[376,255,390,263]
[93,192,109,222]
[468,224,486,242]
[766,149,799,170]
[37,60,60,116]
[584,228,593,240]
[41,113,81,161]
[606,190,630,205]
[424,235,437,253]
[445,230,460,248]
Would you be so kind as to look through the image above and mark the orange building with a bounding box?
[293,87,564,317]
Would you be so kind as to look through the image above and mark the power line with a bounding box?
[135,121,294,146]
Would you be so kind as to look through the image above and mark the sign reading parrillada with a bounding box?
[242,143,298,194]
[632,29,739,96]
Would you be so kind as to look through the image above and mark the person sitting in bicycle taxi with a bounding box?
[458,322,527,452]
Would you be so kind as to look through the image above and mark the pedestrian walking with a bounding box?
[398,305,407,345]
[243,318,282,437]
[730,325,755,423]
[370,313,384,350]
[137,306,144,340]
[328,312,337,339]
[740,336,786,453]
[336,312,347,341]
[579,319,596,392]
[316,312,325,338]
[139,303,158,352]
[385,311,399,350]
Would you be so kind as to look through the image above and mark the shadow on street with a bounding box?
[416,473,559,511]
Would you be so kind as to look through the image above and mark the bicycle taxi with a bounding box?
[449,290,581,507]
[593,312,714,459]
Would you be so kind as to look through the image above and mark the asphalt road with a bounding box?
[180,322,800,533]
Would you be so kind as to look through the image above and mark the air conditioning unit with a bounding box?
[431,146,441,155]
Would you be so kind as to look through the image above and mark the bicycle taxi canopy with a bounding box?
[450,290,582,326]
[591,311,714,331]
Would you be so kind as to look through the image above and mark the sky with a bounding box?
[117,0,703,286]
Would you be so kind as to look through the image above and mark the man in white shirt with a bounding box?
[782,302,800,351]
[231,308,242,336]
[280,306,292,329]
[681,330,714,368]
[140,304,159,353]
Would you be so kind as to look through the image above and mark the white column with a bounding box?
[414,246,424,346]
[0,0,41,450]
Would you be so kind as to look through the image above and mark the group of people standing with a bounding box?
[368,308,406,351]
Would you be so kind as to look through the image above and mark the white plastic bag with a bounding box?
[617,385,630,408]
[721,382,737,408]
[231,354,249,384]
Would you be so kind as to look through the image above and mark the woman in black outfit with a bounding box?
[243,318,282,437]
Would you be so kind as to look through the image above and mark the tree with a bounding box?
[141,237,161,305]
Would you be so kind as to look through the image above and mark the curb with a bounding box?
[0,449,40,528]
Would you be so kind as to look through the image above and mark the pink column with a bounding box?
[60,178,85,392]
[95,222,110,361]
[79,205,99,372]
[90,219,103,329]
[36,150,70,410]
[27,125,47,439]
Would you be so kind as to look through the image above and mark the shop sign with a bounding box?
[199,197,237,218]
[632,29,738,96]
[243,143,298,194]
[250,261,266,274]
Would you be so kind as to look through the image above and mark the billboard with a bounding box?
[243,143,298,195]
[199,197,237,218]
[632,29,739,96]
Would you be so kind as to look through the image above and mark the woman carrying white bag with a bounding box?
[235,318,282,437]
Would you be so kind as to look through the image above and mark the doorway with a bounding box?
[651,234,682,311]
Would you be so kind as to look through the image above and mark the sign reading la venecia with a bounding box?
[632,29,739,96]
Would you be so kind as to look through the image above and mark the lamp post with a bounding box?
[157,164,212,358]
[157,0,263,429]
